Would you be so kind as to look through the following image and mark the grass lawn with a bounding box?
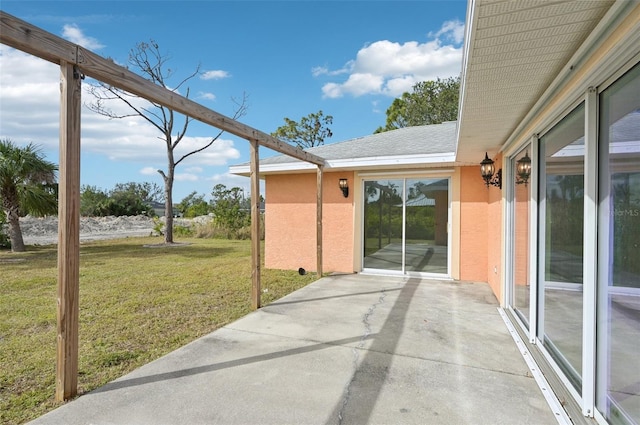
[0,236,318,425]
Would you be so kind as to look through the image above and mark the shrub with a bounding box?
[152,217,164,236]
[177,191,211,218]
[173,224,194,237]
[0,210,9,249]
[194,215,264,240]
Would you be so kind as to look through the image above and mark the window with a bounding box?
[512,147,532,327]
[596,63,640,425]
[363,178,449,276]
[539,103,585,392]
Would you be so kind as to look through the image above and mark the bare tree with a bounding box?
[87,40,247,244]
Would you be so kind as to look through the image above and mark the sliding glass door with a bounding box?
[507,62,639,423]
[511,148,532,327]
[363,178,449,276]
[538,103,585,393]
[363,179,403,272]
[596,63,640,425]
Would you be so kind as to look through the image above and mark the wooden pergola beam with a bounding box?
[0,10,327,401]
[250,140,261,310]
[316,166,323,277]
[56,61,81,401]
[0,11,325,167]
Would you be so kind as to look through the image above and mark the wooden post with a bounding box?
[56,61,81,401]
[316,166,323,277]
[250,139,261,310]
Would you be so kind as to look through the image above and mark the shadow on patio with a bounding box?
[30,274,557,425]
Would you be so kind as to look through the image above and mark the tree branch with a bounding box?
[175,92,249,167]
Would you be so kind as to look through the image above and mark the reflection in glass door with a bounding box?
[512,149,532,327]
[363,180,403,272]
[597,63,640,424]
[539,103,585,393]
[363,178,449,276]
[405,179,448,274]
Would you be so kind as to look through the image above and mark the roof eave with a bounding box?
[229,153,457,177]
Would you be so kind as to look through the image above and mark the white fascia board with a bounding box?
[327,153,456,169]
[228,161,317,176]
[228,153,457,176]
[228,165,250,176]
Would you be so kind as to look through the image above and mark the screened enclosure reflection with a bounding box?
[539,103,585,392]
[512,148,531,327]
[596,63,640,425]
[363,178,449,275]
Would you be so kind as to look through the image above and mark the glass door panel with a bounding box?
[539,103,585,392]
[597,63,640,424]
[363,180,403,272]
[512,149,531,327]
[404,179,448,274]
[363,177,449,276]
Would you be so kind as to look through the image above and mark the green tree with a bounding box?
[106,184,154,217]
[80,182,161,217]
[177,191,211,218]
[375,77,460,133]
[0,139,58,252]
[112,182,163,206]
[80,185,110,216]
[210,184,249,235]
[0,209,9,248]
[271,110,333,149]
[88,40,247,244]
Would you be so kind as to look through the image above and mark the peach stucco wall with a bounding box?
[266,165,503,302]
[486,156,503,302]
[458,160,503,302]
[265,172,354,273]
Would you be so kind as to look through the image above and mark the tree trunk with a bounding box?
[164,185,173,243]
[6,206,25,252]
[163,167,174,244]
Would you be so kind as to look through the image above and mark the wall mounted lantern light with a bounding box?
[339,178,349,198]
[515,151,532,186]
[480,152,502,189]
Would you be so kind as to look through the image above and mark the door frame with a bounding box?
[354,170,454,279]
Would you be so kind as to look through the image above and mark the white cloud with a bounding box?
[176,137,241,166]
[317,20,464,98]
[430,19,465,45]
[339,73,385,97]
[0,46,60,146]
[312,64,351,77]
[312,66,329,77]
[320,83,343,99]
[175,173,199,182]
[0,45,241,171]
[140,167,158,175]
[62,24,105,50]
[198,92,216,101]
[82,123,241,166]
[201,70,230,80]
[206,172,263,195]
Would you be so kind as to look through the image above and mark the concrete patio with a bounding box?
[30,274,559,425]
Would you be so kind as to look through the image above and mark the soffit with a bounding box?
[457,0,614,164]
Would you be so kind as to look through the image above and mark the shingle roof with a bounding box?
[229,121,458,175]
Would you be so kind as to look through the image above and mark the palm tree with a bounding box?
[0,139,58,252]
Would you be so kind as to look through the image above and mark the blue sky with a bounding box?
[0,1,466,202]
